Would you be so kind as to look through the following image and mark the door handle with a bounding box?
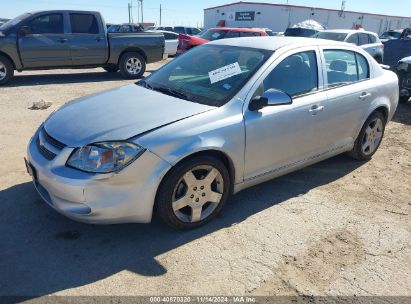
[96,37,103,42]
[309,105,324,115]
[359,92,372,100]
[57,38,68,43]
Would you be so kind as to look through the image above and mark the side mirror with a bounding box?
[19,26,32,36]
[248,88,292,111]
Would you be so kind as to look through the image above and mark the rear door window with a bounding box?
[27,13,64,34]
[346,34,359,45]
[356,53,370,80]
[359,33,369,45]
[324,50,370,88]
[70,13,99,34]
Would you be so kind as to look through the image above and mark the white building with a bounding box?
[204,1,411,34]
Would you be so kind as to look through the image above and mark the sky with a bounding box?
[1,0,411,27]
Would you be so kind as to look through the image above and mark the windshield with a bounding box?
[315,32,348,41]
[380,31,402,39]
[140,44,272,107]
[199,29,228,41]
[0,13,30,32]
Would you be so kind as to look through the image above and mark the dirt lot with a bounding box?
[0,62,410,299]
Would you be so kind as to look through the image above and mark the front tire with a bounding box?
[0,55,14,85]
[348,111,386,161]
[119,52,146,79]
[156,156,231,229]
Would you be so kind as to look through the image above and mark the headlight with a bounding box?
[67,142,145,173]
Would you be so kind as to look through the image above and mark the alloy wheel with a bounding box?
[361,117,383,155]
[171,165,224,223]
[125,57,142,75]
[0,62,6,81]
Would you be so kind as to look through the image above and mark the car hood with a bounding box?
[44,84,215,147]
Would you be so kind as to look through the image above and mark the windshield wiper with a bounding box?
[151,86,192,101]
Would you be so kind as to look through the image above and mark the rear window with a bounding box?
[315,32,348,42]
[70,14,99,34]
[284,28,318,37]
[368,34,377,43]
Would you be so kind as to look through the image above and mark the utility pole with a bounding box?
[128,3,131,23]
[160,4,162,25]
[141,0,144,23]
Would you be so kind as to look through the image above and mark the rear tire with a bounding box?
[348,111,386,161]
[0,55,14,85]
[119,52,146,79]
[103,65,119,73]
[156,156,231,229]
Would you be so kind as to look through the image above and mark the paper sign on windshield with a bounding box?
[208,62,242,84]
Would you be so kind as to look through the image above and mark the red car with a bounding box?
[177,27,268,54]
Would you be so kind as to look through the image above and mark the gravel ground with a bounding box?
[0,63,410,299]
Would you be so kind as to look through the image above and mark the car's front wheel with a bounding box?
[119,52,146,79]
[156,156,231,229]
[0,55,14,85]
[348,111,386,161]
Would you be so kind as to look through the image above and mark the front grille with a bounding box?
[42,127,66,150]
[36,137,57,160]
[36,126,67,160]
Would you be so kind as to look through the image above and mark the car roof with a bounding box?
[208,36,343,50]
[29,10,99,15]
[146,30,178,35]
[209,27,266,32]
[320,29,377,35]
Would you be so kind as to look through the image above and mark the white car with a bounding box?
[147,30,179,56]
[315,30,384,63]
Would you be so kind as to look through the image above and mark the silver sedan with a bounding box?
[26,37,399,229]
